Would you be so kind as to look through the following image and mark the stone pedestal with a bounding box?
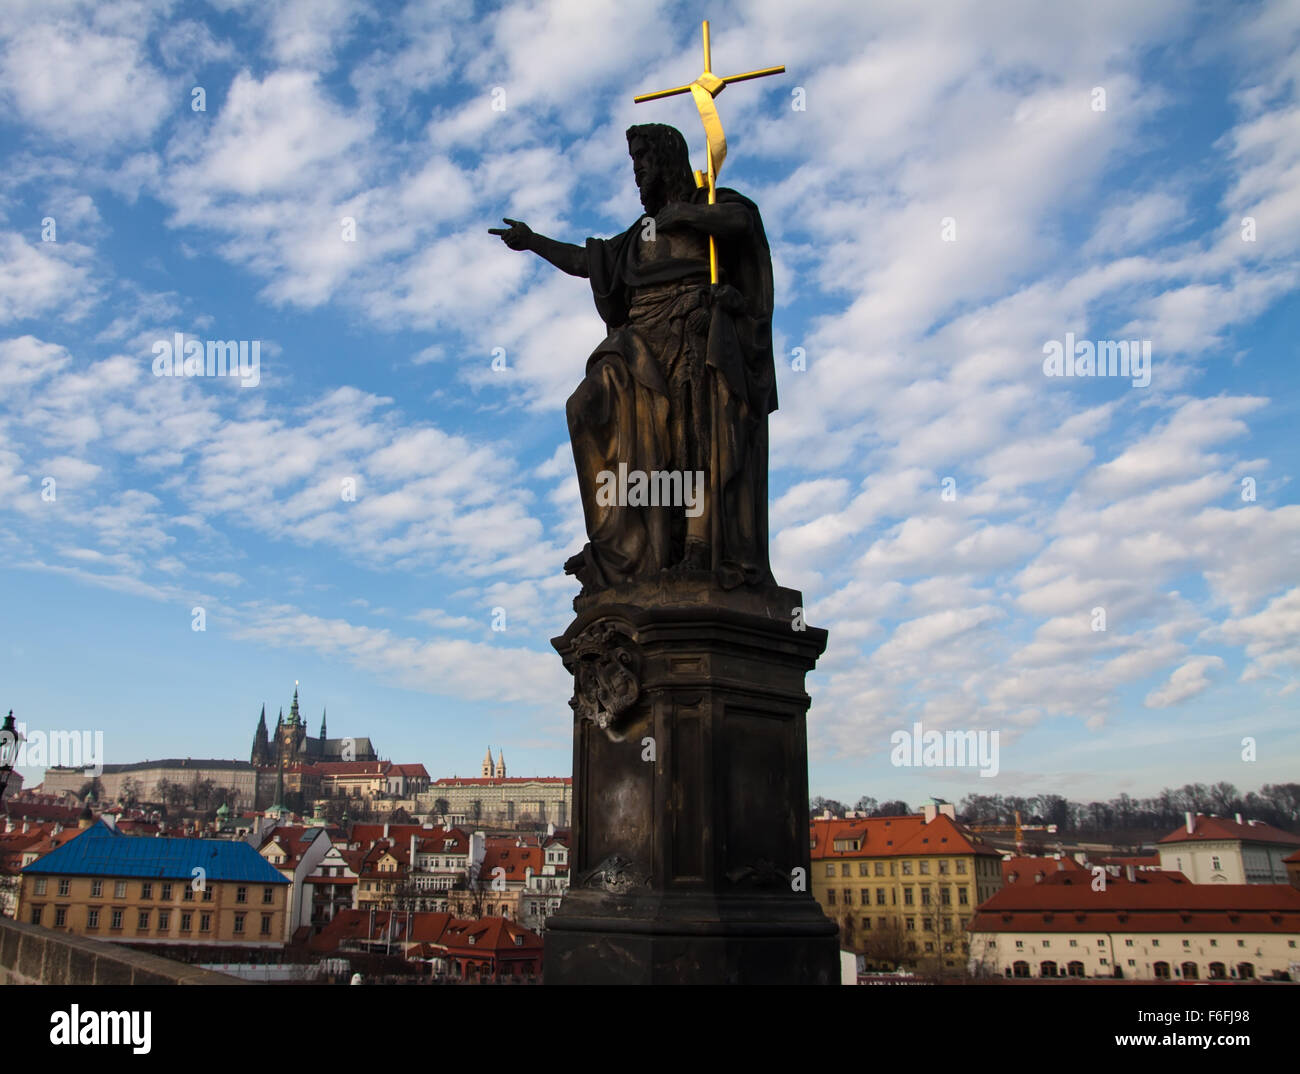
[543,575,839,985]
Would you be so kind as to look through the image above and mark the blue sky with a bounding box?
[0,0,1296,807]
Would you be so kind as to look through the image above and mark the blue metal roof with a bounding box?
[22,821,289,884]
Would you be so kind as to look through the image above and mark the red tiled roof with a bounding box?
[971,882,1300,934]
[1001,856,1088,882]
[1158,816,1300,847]
[810,814,1002,860]
[1285,848,1300,864]
[308,910,455,953]
[1092,855,1163,868]
[481,839,543,878]
[348,823,439,847]
[389,764,429,779]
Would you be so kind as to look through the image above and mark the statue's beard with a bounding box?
[638,174,667,215]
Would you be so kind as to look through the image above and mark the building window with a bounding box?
[902,861,913,875]
[840,863,850,877]
[1069,939,1078,947]
[54,906,67,927]
[941,887,951,905]
[1211,856,1221,871]
[905,917,915,931]
[904,887,913,905]
[138,911,150,929]
[234,913,245,934]
[825,864,834,878]
[939,860,949,874]
[29,906,43,925]
[111,909,123,930]
[159,911,170,930]
[141,882,152,900]
[1015,940,1024,949]
[199,913,212,932]
[874,862,884,876]
[33,878,47,896]
[87,909,100,929]
[90,880,103,898]
[919,860,930,875]
[956,860,967,874]
[183,886,194,901]
[161,883,172,900]
[827,890,837,905]
[202,887,213,902]
[261,914,272,935]
[181,913,192,931]
[923,917,932,931]
[921,888,931,906]
[858,863,869,876]
[114,881,126,898]
[57,878,70,896]
[236,886,247,904]
[958,887,969,905]
[862,917,872,930]
[1125,939,1134,947]
[876,889,886,905]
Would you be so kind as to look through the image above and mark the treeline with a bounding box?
[813,782,1300,834]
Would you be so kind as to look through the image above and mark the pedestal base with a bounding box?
[545,574,838,985]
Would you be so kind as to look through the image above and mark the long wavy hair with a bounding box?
[626,124,698,207]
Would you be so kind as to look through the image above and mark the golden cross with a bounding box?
[634,19,785,283]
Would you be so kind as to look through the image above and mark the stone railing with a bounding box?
[0,916,241,985]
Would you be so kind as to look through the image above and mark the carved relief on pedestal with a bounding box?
[578,854,652,895]
[563,620,642,731]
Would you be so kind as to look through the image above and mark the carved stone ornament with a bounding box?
[578,854,652,895]
[565,621,641,730]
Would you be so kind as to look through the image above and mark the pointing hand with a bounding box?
[488,217,533,251]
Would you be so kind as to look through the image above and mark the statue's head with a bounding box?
[626,124,697,212]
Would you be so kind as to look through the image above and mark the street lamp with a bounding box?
[0,710,22,802]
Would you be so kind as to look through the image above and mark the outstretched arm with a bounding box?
[488,218,589,278]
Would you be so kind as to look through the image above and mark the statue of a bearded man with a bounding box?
[491,123,777,592]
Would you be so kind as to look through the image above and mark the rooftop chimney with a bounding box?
[1235,813,1243,825]
[1034,871,1044,883]
[1126,865,1135,883]
[383,822,389,839]
[1185,811,1194,834]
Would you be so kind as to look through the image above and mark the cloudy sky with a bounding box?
[1,0,1296,807]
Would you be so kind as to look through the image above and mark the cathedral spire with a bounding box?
[288,683,301,727]
[482,747,494,778]
[251,704,271,766]
[320,707,327,740]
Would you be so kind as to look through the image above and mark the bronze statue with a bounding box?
[490,123,777,591]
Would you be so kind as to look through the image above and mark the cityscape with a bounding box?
[1,689,1297,986]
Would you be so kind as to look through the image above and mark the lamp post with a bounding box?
[0,710,21,803]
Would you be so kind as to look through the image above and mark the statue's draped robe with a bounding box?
[565,187,777,590]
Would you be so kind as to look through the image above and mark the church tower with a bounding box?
[280,685,306,762]
[494,750,506,779]
[251,704,271,766]
[320,707,327,741]
[482,747,494,778]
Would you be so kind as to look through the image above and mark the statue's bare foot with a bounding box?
[679,539,710,571]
